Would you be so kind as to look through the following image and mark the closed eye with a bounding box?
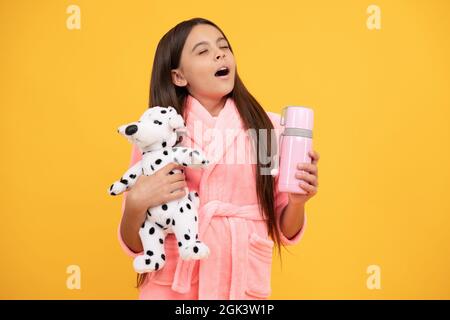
[199,46,229,55]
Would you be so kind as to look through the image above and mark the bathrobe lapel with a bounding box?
[183,94,244,187]
[170,95,252,298]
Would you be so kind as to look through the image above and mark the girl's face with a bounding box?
[171,24,236,101]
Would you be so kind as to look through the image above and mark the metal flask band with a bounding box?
[282,127,313,139]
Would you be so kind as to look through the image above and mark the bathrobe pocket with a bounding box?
[245,232,274,299]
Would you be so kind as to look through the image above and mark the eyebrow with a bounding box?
[191,37,227,52]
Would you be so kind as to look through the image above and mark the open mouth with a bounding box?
[215,67,230,77]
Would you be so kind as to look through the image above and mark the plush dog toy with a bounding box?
[108,106,210,274]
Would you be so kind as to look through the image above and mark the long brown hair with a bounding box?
[136,17,290,288]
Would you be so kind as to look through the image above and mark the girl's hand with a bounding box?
[288,149,320,206]
[127,162,188,216]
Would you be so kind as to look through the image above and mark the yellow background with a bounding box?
[1,0,449,299]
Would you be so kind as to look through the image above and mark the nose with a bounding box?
[125,124,138,136]
[215,51,226,60]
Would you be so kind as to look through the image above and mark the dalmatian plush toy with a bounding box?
[108,106,210,274]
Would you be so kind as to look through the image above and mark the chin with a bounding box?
[221,83,235,96]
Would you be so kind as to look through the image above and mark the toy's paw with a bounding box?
[187,191,200,208]
[179,241,210,261]
[189,150,210,168]
[108,181,127,196]
[133,253,166,274]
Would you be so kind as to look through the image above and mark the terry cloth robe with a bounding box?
[118,94,307,300]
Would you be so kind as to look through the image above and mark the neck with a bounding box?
[193,94,227,117]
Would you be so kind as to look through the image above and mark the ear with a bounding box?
[168,114,185,130]
[171,69,188,87]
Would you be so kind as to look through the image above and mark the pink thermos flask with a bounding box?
[271,106,314,194]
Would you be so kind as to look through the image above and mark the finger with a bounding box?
[165,188,187,202]
[299,180,316,194]
[168,180,188,193]
[297,162,318,175]
[295,171,317,186]
[160,162,184,175]
[309,150,320,165]
[167,172,186,183]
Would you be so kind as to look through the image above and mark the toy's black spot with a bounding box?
[163,150,168,156]
[149,227,155,235]
[150,165,154,171]
[196,234,198,239]
[178,241,182,247]
[189,151,193,157]
[195,216,197,222]
[202,160,206,164]
[193,150,200,155]
[147,250,153,256]
[194,192,199,196]
[162,204,168,210]
[155,263,159,270]
[161,254,165,260]
[155,222,164,229]
[109,184,113,191]
[182,149,187,153]
[145,259,151,265]
[162,141,167,147]
[184,234,190,240]
[182,163,187,167]
[172,219,175,226]
[193,246,199,253]
[120,178,128,185]
[166,218,171,225]
[141,222,145,228]
[174,157,178,163]
[161,110,167,114]
[147,209,152,216]
[159,238,164,244]
[186,203,191,210]
[180,207,183,213]
[155,159,162,165]
[129,174,136,179]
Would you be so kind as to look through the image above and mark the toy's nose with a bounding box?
[125,124,138,136]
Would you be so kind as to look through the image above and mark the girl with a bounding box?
[118,17,320,300]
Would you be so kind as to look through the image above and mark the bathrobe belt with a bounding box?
[171,200,266,299]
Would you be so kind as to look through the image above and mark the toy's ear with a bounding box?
[168,114,185,129]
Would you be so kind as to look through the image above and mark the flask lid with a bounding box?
[281,106,314,130]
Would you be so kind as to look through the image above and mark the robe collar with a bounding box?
[183,94,242,131]
[181,94,244,182]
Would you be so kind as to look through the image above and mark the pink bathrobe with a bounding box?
[118,94,307,300]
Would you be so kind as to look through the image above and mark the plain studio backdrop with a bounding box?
[1,0,449,299]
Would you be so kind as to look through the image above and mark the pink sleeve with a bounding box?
[268,111,307,246]
[117,144,144,257]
